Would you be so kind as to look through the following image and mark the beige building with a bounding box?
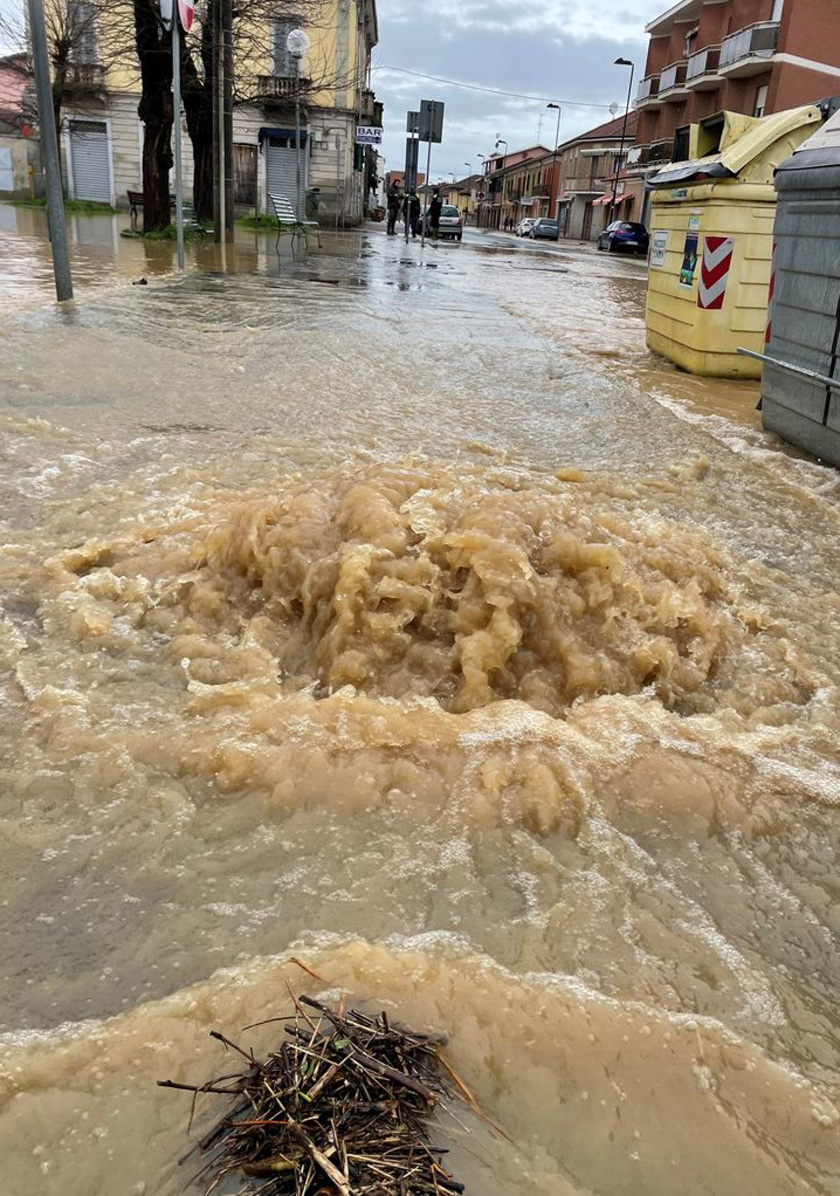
[48,0,379,222]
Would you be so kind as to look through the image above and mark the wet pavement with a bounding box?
[2,204,840,1196]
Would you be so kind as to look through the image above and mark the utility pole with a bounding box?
[27,0,73,300]
[222,0,234,242]
[171,12,185,270]
[212,0,223,242]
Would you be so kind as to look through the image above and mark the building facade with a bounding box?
[632,0,840,213]
[39,0,379,223]
[555,113,638,238]
[477,146,555,229]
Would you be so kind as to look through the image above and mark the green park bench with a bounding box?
[268,192,321,251]
[127,190,206,236]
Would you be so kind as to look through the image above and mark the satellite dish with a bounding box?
[286,28,310,58]
[609,102,619,116]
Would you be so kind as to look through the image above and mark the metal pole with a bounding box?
[420,137,432,248]
[295,58,303,221]
[335,134,340,233]
[553,106,561,218]
[172,15,185,271]
[612,64,634,218]
[27,0,72,300]
[211,0,221,241]
[222,0,234,243]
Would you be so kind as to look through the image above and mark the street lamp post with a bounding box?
[287,28,311,223]
[477,154,486,225]
[612,57,635,221]
[547,103,562,219]
[464,161,473,221]
[495,139,508,229]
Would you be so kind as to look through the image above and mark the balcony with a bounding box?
[635,74,660,108]
[719,21,779,78]
[256,75,310,101]
[659,61,688,101]
[648,139,675,165]
[686,44,721,91]
[64,62,106,94]
[360,89,376,121]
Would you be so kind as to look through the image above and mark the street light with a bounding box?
[612,57,635,221]
[547,103,562,219]
[494,140,508,228]
[287,28,311,222]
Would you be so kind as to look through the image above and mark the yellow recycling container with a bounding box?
[645,105,823,378]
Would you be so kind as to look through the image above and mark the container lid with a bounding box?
[650,105,821,189]
[788,109,840,160]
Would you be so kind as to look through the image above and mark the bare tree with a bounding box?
[0,0,366,228]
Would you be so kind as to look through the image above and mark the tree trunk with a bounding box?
[134,0,173,232]
[180,10,214,223]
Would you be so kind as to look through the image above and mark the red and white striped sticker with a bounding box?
[765,241,777,345]
[697,236,734,310]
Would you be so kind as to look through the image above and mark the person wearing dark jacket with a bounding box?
[428,190,443,239]
[408,191,421,238]
[386,183,401,235]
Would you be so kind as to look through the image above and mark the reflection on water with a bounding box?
[1,217,839,1196]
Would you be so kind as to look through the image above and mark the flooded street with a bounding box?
[2,207,840,1196]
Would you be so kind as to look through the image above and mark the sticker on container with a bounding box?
[697,236,734,310]
[688,212,700,232]
[650,230,667,268]
[679,232,699,288]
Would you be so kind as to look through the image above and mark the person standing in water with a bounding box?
[386,182,401,235]
[428,189,443,240]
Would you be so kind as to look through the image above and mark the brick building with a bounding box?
[632,0,840,211]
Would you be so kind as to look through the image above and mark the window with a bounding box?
[684,24,699,56]
[70,1,98,64]
[754,84,768,118]
[273,17,303,76]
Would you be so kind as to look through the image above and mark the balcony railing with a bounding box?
[257,75,310,100]
[636,74,660,105]
[686,44,721,88]
[360,89,376,121]
[720,21,779,74]
[648,139,674,165]
[65,62,106,90]
[659,61,688,97]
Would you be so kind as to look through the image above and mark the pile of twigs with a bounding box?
[159,992,466,1195]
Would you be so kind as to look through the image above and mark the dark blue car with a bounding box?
[597,220,649,256]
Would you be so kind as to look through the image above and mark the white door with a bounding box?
[265,135,308,207]
[69,119,111,203]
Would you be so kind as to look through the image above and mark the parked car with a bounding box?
[515,218,536,236]
[597,221,649,255]
[422,204,463,241]
[529,218,560,241]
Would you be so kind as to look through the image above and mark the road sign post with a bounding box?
[418,100,444,249]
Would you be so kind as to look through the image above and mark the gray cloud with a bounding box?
[373,0,654,182]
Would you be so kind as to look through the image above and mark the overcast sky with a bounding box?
[371,0,659,183]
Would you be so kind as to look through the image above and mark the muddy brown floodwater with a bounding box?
[1,215,840,1196]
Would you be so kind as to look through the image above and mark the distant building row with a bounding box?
[446,0,840,242]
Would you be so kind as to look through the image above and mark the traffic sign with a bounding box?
[419,100,444,144]
[477,190,486,201]
[178,0,194,31]
[159,0,173,29]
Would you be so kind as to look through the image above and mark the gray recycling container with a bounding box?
[761,110,840,465]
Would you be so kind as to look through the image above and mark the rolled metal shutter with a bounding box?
[265,138,307,206]
[69,119,110,203]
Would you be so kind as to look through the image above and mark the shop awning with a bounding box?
[592,193,611,206]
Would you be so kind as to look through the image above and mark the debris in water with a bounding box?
[159,992,466,1194]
